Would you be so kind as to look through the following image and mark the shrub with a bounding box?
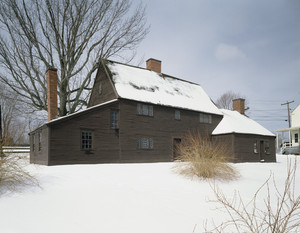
[208,158,300,233]
[173,131,239,181]
[0,155,38,195]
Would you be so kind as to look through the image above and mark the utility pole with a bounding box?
[0,104,3,158]
[281,100,294,128]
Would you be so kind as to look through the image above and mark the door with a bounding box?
[173,138,182,160]
[260,140,265,161]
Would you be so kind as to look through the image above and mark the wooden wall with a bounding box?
[30,126,49,165]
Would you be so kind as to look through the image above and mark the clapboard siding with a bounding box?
[29,125,49,165]
[212,133,276,162]
[118,99,223,162]
[47,101,120,165]
[88,62,117,107]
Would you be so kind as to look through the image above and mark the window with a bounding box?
[81,130,93,150]
[38,132,42,151]
[137,137,153,149]
[175,110,181,120]
[254,141,258,153]
[32,134,35,151]
[199,113,212,124]
[111,110,118,129]
[98,83,102,95]
[295,133,299,143]
[137,103,153,116]
[264,141,270,154]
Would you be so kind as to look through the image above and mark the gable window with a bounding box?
[137,137,153,149]
[254,141,258,153]
[264,141,270,154]
[175,110,181,120]
[81,130,93,150]
[295,133,299,143]
[199,113,212,124]
[137,103,153,116]
[111,110,119,129]
[98,83,102,95]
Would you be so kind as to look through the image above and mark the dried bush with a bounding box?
[0,155,38,195]
[208,158,300,233]
[173,131,239,181]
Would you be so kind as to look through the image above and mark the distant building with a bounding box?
[276,105,300,155]
[29,58,276,165]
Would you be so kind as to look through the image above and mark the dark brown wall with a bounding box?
[88,62,117,107]
[213,133,276,162]
[118,99,223,162]
[47,101,121,165]
[30,126,49,165]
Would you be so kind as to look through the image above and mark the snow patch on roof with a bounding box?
[107,61,222,115]
[212,109,275,136]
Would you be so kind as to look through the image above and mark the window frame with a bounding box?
[137,137,154,150]
[264,141,270,154]
[254,141,258,154]
[137,103,153,117]
[110,110,119,129]
[295,133,299,143]
[199,113,212,124]
[81,129,93,151]
[38,132,42,151]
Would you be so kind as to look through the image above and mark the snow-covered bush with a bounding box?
[173,131,239,181]
[0,155,38,195]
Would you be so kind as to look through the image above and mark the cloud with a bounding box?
[215,43,246,61]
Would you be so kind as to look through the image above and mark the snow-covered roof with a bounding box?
[212,109,275,136]
[106,61,222,115]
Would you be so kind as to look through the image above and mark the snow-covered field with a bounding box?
[0,154,299,233]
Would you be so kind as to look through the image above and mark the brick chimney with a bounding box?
[146,58,161,73]
[233,98,245,115]
[47,67,58,121]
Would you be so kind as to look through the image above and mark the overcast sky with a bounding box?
[131,0,300,133]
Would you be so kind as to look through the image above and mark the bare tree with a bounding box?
[215,91,241,110]
[0,0,149,116]
[207,159,300,233]
[0,83,27,145]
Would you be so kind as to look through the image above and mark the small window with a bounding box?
[137,103,153,116]
[175,110,180,120]
[254,141,258,153]
[264,141,270,154]
[81,130,93,150]
[137,137,153,149]
[111,110,118,129]
[98,83,102,95]
[200,113,212,124]
[32,134,35,151]
[38,132,42,151]
[295,133,299,143]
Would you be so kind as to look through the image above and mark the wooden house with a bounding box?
[29,59,276,165]
[276,104,300,155]
[29,59,223,165]
[212,99,276,162]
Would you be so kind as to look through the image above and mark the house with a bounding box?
[29,58,276,165]
[276,104,300,155]
[212,99,276,162]
[29,59,223,165]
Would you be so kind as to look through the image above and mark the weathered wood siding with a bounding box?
[47,101,120,165]
[29,126,49,165]
[87,62,117,107]
[118,99,223,162]
[213,133,276,162]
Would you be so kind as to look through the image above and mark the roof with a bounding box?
[105,60,222,115]
[212,109,275,136]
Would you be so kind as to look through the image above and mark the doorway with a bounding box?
[173,138,182,160]
[259,140,265,161]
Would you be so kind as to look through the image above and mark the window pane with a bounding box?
[137,103,142,115]
[148,105,153,116]
[81,130,93,150]
[142,105,148,115]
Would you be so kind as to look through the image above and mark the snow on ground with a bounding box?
[0,155,299,233]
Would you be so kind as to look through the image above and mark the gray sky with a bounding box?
[132,0,300,133]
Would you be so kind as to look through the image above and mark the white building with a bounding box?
[276,104,300,154]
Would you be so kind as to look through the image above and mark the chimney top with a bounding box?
[146,58,161,73]
[47,68,58,121]
[233,98,245,115]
